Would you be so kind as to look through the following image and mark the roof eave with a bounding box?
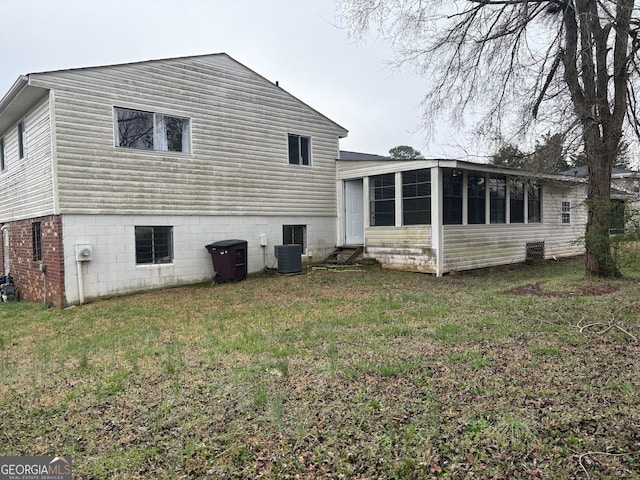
[0,75,50,134]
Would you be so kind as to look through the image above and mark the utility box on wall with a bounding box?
[75,243,93,262]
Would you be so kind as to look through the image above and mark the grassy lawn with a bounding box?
[1,257,639,479]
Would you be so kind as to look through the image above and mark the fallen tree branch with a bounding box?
[571,315,638,342]
[574,450,640,478]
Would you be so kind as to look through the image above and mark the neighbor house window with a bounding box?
[510,179,525,223]
[561,201,571,225]
[402,169,431,225]
[467,172,486,224]
[135,226,173,264]
[490,175,506,224]
[17,121,25,159]
[443,169,463,225]
[115,107,190,153]
[610,200,626,234]
[288,134,311,166]
[528,182,542,223]
[32,222,42,261]
[370,173,395,226]
[283,225,306,251]
[0,138,5,170]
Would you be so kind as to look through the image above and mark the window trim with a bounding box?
[287,133,311,166]
[114,106,191,154]
[135,226,174,265]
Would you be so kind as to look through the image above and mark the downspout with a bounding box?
[77,260,85,305]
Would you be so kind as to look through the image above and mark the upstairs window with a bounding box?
[402,169,431,225]
[490,175,506,224]
[17,121,25,159]
[370,173,395,226]
[115,107,190,153]
[32,222,42,261]
[135,226,173,264]
[0,138,5,171]
[561,201,571,225]
[288,134,311,165]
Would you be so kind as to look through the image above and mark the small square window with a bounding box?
[288,134,311,165]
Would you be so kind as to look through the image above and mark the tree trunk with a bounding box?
[584,141,620,277]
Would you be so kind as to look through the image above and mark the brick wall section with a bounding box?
[4,216,65,307]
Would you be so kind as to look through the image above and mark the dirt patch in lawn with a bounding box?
[504,282,620,297]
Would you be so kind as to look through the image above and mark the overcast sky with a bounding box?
[1,0,483,158]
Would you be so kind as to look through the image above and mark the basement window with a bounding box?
[32,222,42,261]
[135,226,173,264]
[283,224,306,251]
[115,107,191,153]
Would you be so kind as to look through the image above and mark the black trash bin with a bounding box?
[205,240,248,284]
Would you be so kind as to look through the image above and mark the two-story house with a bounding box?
[0,54,347,306]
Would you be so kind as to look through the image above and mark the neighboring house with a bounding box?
[563,165,640,196]
[337,151,587,275]
[0,54,347,306]
[562,165,640,233]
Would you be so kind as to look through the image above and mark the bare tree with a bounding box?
[338,0,640,277]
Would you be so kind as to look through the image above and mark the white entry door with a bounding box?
[345,180,364,245]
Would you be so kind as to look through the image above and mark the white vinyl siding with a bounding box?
[30,55,346,216]
[442,182,585,273]
[0,98,55,221]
